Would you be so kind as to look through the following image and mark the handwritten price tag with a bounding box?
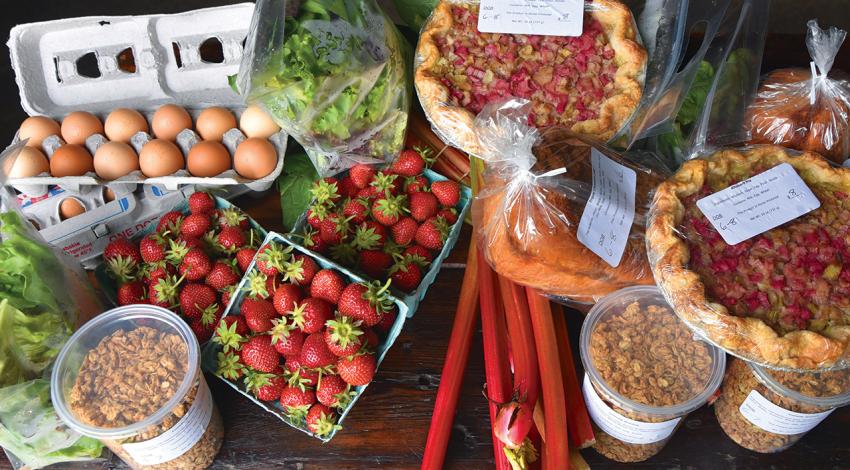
[478,0,584,37]
[696,163,820,245]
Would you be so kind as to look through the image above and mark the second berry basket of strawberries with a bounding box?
[289,161,472,318]
[201,232,408,442]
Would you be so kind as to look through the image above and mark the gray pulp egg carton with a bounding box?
[5,3,287,199]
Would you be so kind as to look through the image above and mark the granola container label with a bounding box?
[122,379,214,465]
[738,390,834,435]
[583,375,680,445]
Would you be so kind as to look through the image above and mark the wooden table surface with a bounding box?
[2,1,850,469]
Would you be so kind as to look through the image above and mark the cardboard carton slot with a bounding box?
[75,52,101,79]
[172,42,183,68]
[117,47,136,73]
[199,37,224,64]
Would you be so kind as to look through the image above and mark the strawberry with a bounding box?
[179,283,217,320]
[358,250,393,278]
[342,198,370,224]
[157,211,184,235]
[431,180,461,207]
[266,274,282,296]
[349,163,376,189]
[148,274,184,308]
[390,259,422,292]
[236,247,257,272]
[217,207,250,230]
[415,216,450,250]
[213,316,248,353]
[337,353,376,386]
[200,303,224,328]
[303,228,328,254]
[273,284,304,315]
[280,385,316,419]
[306,204,331,230]
[362,328,380,350]
[290,298,333,334]
[205,261,239,290]
[216,351,246,380]
[338,175,358,198]
[316,374,352,408]
[392,149,426,177]
[409,191,438,222]
[372,194,407,226]
[404,245,434,264]
[306,404,340,437]
[437,207,458,224]
[351,221,385,251]
[390,217,418,246]
[337,281,394,327]
[244,270,271,299]
[143,261,175,285]
[246,370,286,401]
[324,316,364,357]
[139,234,166,263]
[357,185,381,201]
[282,254,319,286]
[309,270,346,305]
[217,226,246,252]
[179,248,212,281]
[104,237,141,281]
[329,242,358,266]
[189,192,215,215]
[284,356,319,388]
[240,335,280,373]
[256,243,292,276]
[180,213,211,239]
[300,332,337,368]
[117,280,146,306]
[319,214,351,245]
[271,318,306,357]
[376,308,397,334]
[221,286,235,307]
[241,297,278,333]
[404,175,429,194]
[370,171,401,196]
[220,315,249,336]
[311,177,341,205]
[190,319,214,344]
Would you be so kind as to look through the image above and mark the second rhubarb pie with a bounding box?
[415,0,647,156]
[647,146,850,370]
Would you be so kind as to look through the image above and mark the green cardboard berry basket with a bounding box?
[288,168,471,317]
[201,231,408,442]
[94,192,268,307]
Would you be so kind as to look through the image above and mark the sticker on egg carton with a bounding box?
[5,3,287,198]
[18,182,194,269]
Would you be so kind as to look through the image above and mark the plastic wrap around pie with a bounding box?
[647,146,850,370]
[415,0,647,156]
[476,132,660,303]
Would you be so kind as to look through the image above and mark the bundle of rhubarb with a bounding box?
[101,192,264,343]
[294,146,465,293]
[209,237,402,439]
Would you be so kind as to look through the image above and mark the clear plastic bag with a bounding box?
[746,20,850,164]
[473,99,668,303]
[646,145,850,371]
[237,0,412,176]
[413,0,648,158]
[0,143,105,468]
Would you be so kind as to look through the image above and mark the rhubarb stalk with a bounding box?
[498,276,540,410]
[551,304,595,449]
[526,289,569,469]
[421,243,480,470]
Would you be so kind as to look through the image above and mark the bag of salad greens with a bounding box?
[237,0,412,176]
[0,143,105,469]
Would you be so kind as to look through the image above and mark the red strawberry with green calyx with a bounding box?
[216,351,245,380]
[241,297,278,333]
[329,242,358,266]
[148,273,185,308]
[180,213,211,239]
[392,148,429,177]
[290,298,333,334]
[104,237,141,282]
[351,221,385,251]
[179,283,217,320]
[338,280,394,327]
[206,261,240,290]
[139,233,166,263]
[309,269,346,305]
[273,283,303,315]
[256,243,292,276]
[217,226,246,252]
[218,207,249,230]
[189,192,215,215]
[358,250,393,278]
[342,197,370,224]
[431,180,461,207]
[118,280,146,306]
[409,191,438,222]
[324,316,365,356]
[404,245,433,264]
[244,270,271,299]
[306,404,341,437]
[310,178,341,205]
[390,217,418,246]
[349,163,376,189]
[300,332,337,369]
[319,214,351,246]
[337,352,376,386]
[390,257,422,292]
[415,216,450,251]
[372,194,407,226]
[370,171,400,196]
[405,175,429,194]
[338,175,358,198]
[284,356,319,388]
[236,247,257,273]
[143,260,175,285]
[271,318,305,357]
[240,335,280,373]
[302,227,328,255]
[280,385,316,421]
[157,211,184,235]
[179,248,212,281]
[316,374,354,409]
[282,254,319,286]
[306,204,331,230]
[245,370,286,402]
[213,316,247,353]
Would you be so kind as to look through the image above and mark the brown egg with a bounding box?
[234,138,277,179]
[139,139,185,177]
[3,146,50,178]
[61,112,103,145]
[94,142,139,180]
[103,187,116,202]
[152,104,193,141]
[104,108,149,143]
[50,144,94,177]
[187,141,231,177]
[59,198,86,220]
[196,107,237,141]
[19,116,61,147]
[239,105,280,139]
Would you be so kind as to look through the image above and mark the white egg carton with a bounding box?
[18,182,193,269]
[4,3,287,199]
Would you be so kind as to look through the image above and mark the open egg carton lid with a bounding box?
[5,3,286,195]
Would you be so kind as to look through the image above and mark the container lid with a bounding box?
[580,285,726,417]
[51,305,199,439]
[749,363,850,409]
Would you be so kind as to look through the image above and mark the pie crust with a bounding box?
[415,0,647,156]
[647,146,850,370]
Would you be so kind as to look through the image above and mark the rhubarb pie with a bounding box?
[415,0,647,156]
[647,146,850,370]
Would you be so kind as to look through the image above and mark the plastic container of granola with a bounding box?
[579,286,726,463]
[715,358,850,453]
[51,305,223,470]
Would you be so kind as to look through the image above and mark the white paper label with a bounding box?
[122,379,213,466]
[477,0,584,37]
[696,163,820,246]
[583,375,681,444]
[577,150,637,268]
[739,390,834,435]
